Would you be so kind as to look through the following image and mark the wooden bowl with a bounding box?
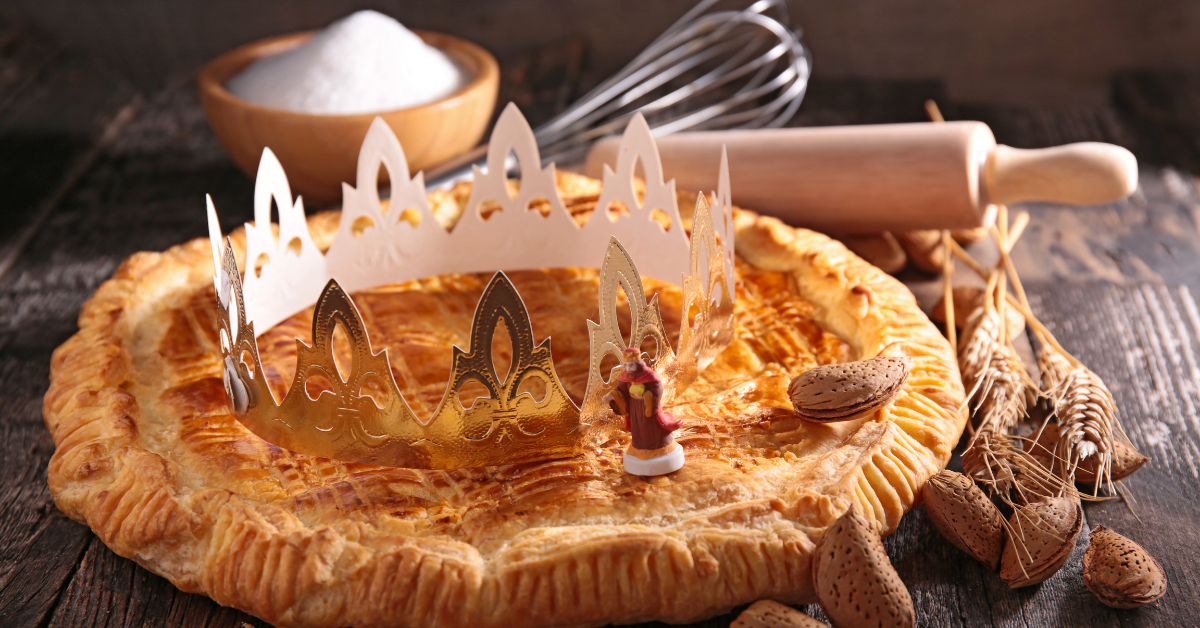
[198,30,498,206]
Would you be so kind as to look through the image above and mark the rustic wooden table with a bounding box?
[2,18,1198,628]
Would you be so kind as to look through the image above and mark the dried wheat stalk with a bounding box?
[941,229,957,356]
[954,209,1063,506]
[1037,342,1074,392]
[942,206,1143,497]
[1053,367,1117,482]
[960,300,1037,433]
[985,207,1140,495]
[976,342,1038,434]
[941,205,1126,585]
[1036,342,1134,495]
[957,217,1038,437]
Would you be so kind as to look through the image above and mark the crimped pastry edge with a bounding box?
[43,207,965,628]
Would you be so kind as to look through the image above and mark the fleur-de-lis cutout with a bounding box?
[431,273,580,462]
[212,232,581,468]
[284,280,398,447]
[246,279,429,465]
[240,148,328,335]
[463,103,569,221]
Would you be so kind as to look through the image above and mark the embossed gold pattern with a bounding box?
[215,239,581,468]
[217,191,735,470]
[216,187,738,468]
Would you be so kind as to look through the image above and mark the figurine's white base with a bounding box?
[623,446,685,476]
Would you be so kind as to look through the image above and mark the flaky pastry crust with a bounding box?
[44,175,965,628]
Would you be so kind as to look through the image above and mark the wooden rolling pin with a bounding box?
[583,122,1138,233]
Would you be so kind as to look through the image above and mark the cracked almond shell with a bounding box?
[732,600,827,628]
[813,508,914,628]
[923,470,1005,570]
[1083,525,1167,608]
[999,496,1082,588]
[789,356,908,422]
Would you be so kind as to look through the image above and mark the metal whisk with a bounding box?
[427,0,810,187]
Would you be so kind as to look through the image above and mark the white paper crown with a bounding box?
[205,104,737,469]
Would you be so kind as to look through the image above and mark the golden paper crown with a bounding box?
[206,105,736,469]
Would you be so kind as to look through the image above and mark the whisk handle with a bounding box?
[584,123,1138,233]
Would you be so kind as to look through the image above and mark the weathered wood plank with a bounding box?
[0,20,177,628]
[0,16,62,119]
[1009,171,1200,289]
[0,22,140,272]
[46,536,270,628]
[1025,282,1200,624]
[0,343,94,626]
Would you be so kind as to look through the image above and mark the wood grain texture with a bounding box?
[1009,172,1200,288]
[585,122,997,232]
[1027,283,1200,620]
[0,17,62,119]
[0,349,92,628]
[46,537,270,628]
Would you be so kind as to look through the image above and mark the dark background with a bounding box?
[10,0,1200,105]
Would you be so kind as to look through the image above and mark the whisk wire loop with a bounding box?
[427,0,809,187]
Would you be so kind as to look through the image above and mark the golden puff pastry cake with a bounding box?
[44,172,965,627]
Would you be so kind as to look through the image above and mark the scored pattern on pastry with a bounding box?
[205,104,737,469]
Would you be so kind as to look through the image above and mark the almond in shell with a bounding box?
[732,600,827,628]
[813,508,914,628]
[839,232,907,275]
[951,227,989,245]
[789,356,908,423]
[999,496,1082,587]
[895,229,946,274]
[923,470,1005,570]
[1074,439,1149,485]
[1082,525,1167,608]
[1027,428,1149,485]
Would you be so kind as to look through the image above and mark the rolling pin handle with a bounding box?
[984,143,1138,207]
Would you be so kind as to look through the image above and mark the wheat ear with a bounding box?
[988,208,1141,495]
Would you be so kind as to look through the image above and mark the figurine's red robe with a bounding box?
[615,363,682,450]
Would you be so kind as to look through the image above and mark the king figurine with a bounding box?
[604,347,685,475]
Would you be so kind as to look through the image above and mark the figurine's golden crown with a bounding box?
[206,104,736,469]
